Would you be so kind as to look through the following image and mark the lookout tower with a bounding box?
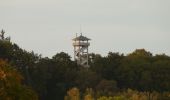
[72,33,91,68]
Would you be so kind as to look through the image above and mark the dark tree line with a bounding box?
[1,40,170,100]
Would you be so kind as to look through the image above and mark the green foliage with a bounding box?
[96,79,118,96]
[0,59,38,100]
[75,69,100,91]
[52,52,71,62]
[0,41,13,60]
[128,49,152,57]
[1,40,170,100]
[90,52,124,80]
[29,52,78,100]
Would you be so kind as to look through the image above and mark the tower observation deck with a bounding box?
[72,33,91,68]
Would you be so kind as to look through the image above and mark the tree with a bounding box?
[0,40,13,60]
[52,52,71,62]
[65,87,80,100]
[151,60,170,92]
[75,69,101,91]
[84,88,94,100]
[128,49,152,57]
[31,52,78,100]
[0,59,38,100]
[96,79,118,96]
[90,52,124,80]
[0,41,40,86]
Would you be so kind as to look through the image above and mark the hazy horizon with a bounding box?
[1,0,170,58]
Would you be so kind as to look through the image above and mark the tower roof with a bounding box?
[73,35,91,41]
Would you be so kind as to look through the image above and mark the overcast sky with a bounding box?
[1,0,170,58]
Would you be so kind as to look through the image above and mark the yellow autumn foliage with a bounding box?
[0,59,38,100]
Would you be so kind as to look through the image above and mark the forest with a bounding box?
[0,40,170,100]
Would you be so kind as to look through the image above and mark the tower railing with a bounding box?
[73,42,90,46]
